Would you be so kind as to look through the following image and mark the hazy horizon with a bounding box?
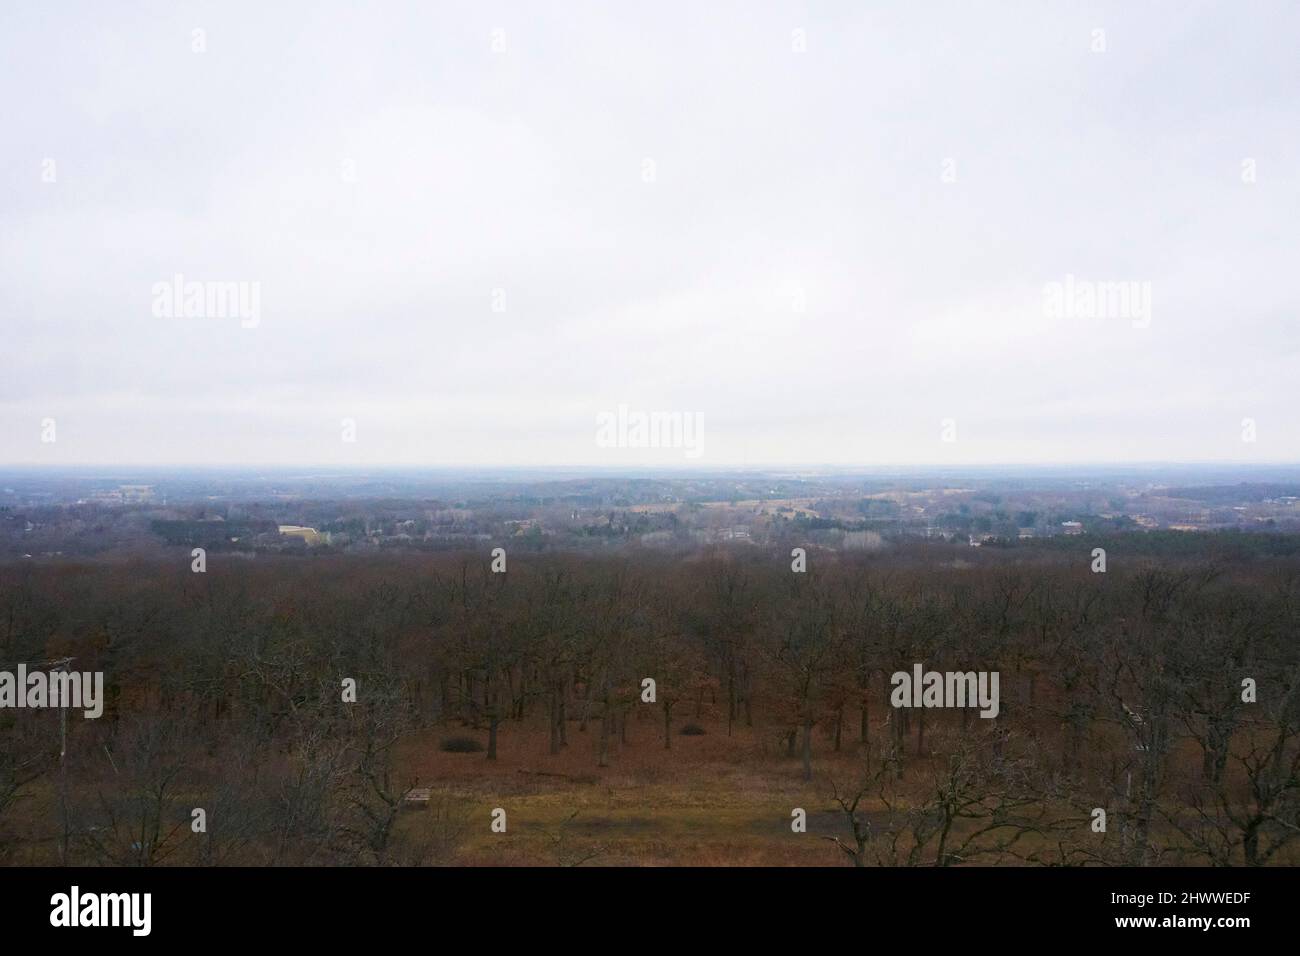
[9,459,1300,469]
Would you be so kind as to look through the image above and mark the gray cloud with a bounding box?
[3,0,1298,465]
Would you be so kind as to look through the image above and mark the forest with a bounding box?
[2,539,1298,866]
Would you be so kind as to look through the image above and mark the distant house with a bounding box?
[1061,521,1084,535]
[118,484,154,502]
[278,525,324,545]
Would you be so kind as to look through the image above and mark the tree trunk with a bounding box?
[548,684,560,755]
[890,709,906,778]
[598,701,610,767]
[1243,820,1261,866]
[727,660,736,735]
[801,717,813,781]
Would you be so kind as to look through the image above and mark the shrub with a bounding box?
[440,735,485,753]
[678,723,706,736]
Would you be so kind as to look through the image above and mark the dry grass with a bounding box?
[397,712,926,866]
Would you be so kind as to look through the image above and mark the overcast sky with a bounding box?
[2,1,1298,467]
